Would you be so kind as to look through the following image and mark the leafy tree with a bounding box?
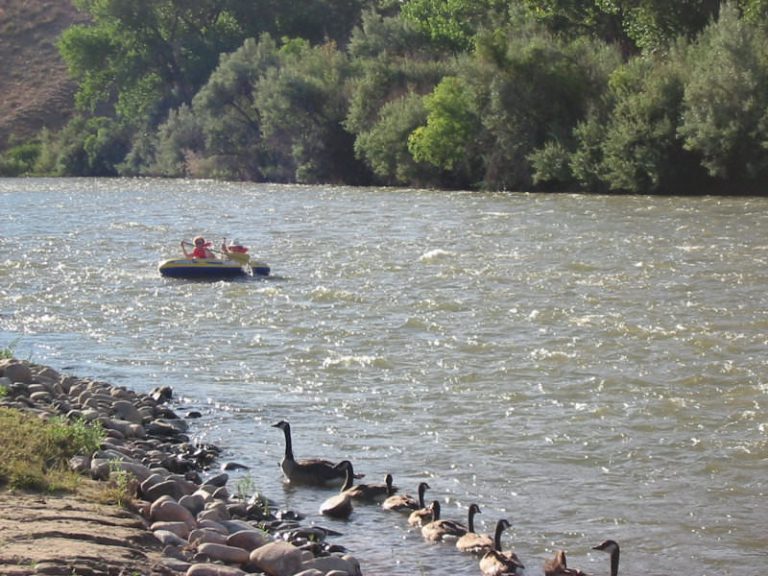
[465,21,619,190]
[678,3,768,183]
[523,0,720,54]
[399,0,510,52]
[60,0,245,121]
[408,76,481,186]
[354,92,437,185]
[595,52,696,193]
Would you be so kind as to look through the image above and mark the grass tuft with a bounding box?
[0,408,105,492]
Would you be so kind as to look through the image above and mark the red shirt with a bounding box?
[192,246,209,258]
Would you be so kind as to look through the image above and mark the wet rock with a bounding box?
[205,472,229,488]
[150,386,173,403]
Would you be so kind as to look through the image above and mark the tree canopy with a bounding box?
[4,0,768,194]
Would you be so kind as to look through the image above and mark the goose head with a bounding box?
[592,539,620,576]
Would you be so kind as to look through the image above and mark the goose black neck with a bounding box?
[610,547,620,576]
[494,521,505,551]
[342,464,354,491]
[281,423,294,460]
[468,506,477,532]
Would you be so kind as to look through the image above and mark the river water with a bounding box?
[1,178,766,575]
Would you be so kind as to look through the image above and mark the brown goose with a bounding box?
[383,481,430,513]
[344,473,398,502]
[544,550,587,576]
[421,500,469,542]
[479,519,525,576]
[272,420,362,486]
[456,504,494,554]
[544,539,620,576]
[319,460,355,519]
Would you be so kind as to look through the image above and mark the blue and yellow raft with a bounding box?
[158,250,270,279]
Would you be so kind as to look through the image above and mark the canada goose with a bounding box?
[544,550,586,576]
[421,500,469,542]
[272,420,361,486]
[479,519,525,576]
[456,504,494,554]
[319,461,354,519]
[344,473,398,502]
[593,539,620,576]
[383,480,430,513]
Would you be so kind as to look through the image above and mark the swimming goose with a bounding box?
[421,500,469,542]
[319,460,355,519]
[344,473,398,502]
[592,540,620,576]
[479,519,525,576]
[272,420,361,486]
[543,550,586,576]
[456,504,494,554]
[383,481,430,513]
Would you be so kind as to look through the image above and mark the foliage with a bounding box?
[0,141,41,176]
[5,0,768,193]
[678,3,768,182]
[0,409,104,491]
[36,115,130,176]
[462,21,621,190]
[399,0,510,52]
[522,0,720,54]
[408,76,480,186]
[354,92,432,185]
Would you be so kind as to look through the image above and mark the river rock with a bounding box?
[302,555,362,576]
[226,529,270,551]
[248,541,304,576]
[151,498,198,529]
[186,564,248,576]
[153,529,188,547]
[179,493,206,516]
[188,527,229,547]
[3,361,33,384]
[196,542,250,565]
[112,399,144,423]
[151,520,191,540]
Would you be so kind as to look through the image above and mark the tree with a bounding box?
[679,3,768,183]
[408,76,481,186]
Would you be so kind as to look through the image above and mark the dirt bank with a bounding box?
[0,481,167,576]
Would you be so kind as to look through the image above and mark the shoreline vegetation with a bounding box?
[0,357,363,576]
[1,1,768,195]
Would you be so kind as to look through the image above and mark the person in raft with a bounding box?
[220,238,250,264]
[182,236,216,259]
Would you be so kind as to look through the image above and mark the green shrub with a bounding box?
[0,409,104,491]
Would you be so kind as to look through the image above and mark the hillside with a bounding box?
[0,0,85,150]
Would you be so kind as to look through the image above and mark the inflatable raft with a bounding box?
[158,257,270,279]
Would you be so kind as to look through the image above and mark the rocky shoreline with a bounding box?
[0,358,363,576]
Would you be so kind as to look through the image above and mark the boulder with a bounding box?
[248,541,303,576]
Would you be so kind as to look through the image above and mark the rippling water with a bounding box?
[2,178,766,575]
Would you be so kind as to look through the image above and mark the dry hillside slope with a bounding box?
[0,0,85,150]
